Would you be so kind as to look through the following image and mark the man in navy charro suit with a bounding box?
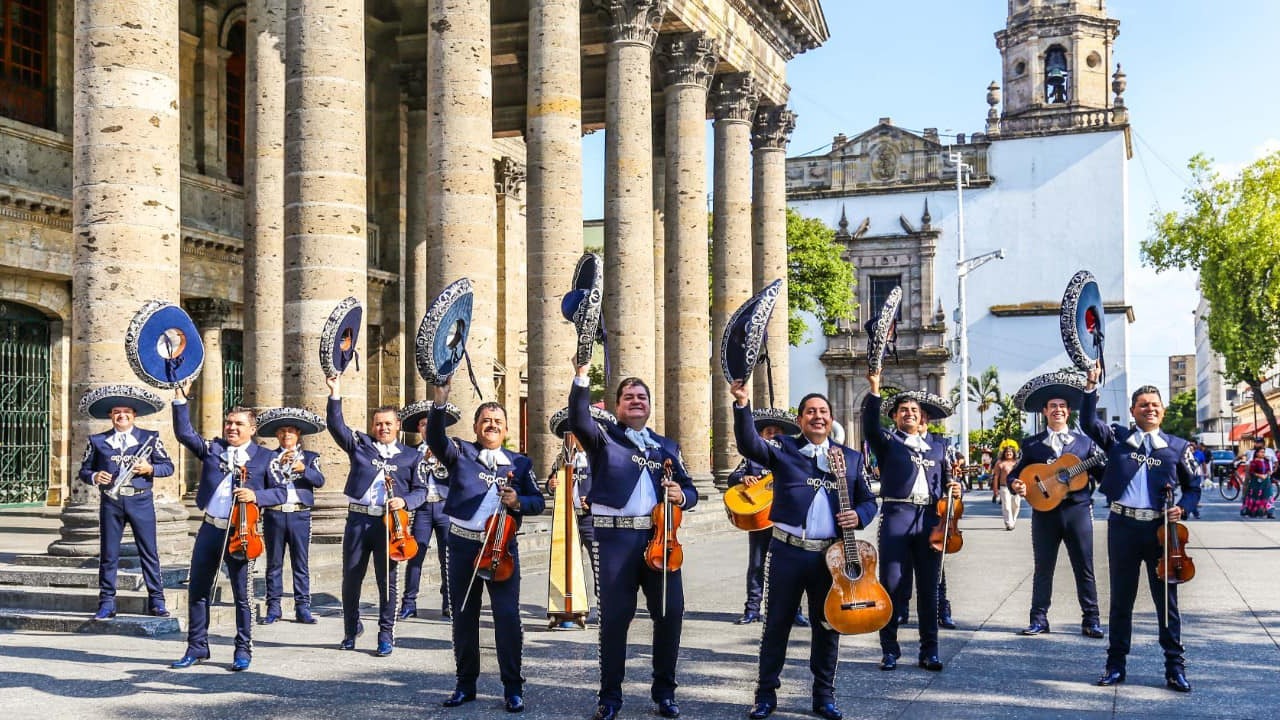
[256,409,327,625]
[1006,372,1104,639]
[731,383,877,720]
[862,369,963,674]
[568,363,697,720]
[78,386,176,621]
[170,387,288,672]
[427,378,545,714]
[1080,365,1199,693]
[325,375,427,658]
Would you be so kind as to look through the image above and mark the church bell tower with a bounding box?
[992,0,1124,135]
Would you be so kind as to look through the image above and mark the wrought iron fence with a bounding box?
[0,301,50,504]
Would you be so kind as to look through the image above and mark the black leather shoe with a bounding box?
[1166,669,1192,693]
[92,606,116,621]
[259,608,281,625]
[938,601,956,629]
[657,699,681,718]
[442,605,453,620]
[734,611,762,625]
[1081,621,1104,638]
[794,610,810,627]
[442,690,476,708]
[918,655,943,671]
[295,607,317,624]
[811,701,843,720]
[505,695,525,713]
[1019,620,1051,636]
[748,701,776,719]
[398,603,417,620]
[339,621,364,650]
[879,653,898,671]
[591,704,619,720]
[1096,667,1126,686]
[170,654,206,669]
[375,640,393,657]
[229,657,250,672]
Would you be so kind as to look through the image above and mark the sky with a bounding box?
[582,0,1280,400]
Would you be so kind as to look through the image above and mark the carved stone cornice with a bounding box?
[185,297,233,326]
[594,0,669,48]
[494,156,525,199]
[656,32,718,91]
[394,63,428,111]
[751,105,796,150]
[711,73,760,123]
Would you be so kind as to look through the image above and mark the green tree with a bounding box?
[1163,390,1198,439]
[786,208,857,345]
[990,395,1026,447]
[1143,152,1280,441]
[949,365,1003,432]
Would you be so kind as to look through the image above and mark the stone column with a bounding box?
[54,0,189,558]
[425,0,496,426]
[242,0,286,411]
[400,63,428,405]
[596,0,667,389]
[650,118,665,431]
[657,32,716,490]
[187,299,231,440]
[495,157,527,448]
[283,0,368,540]
[710,73,759,486]
[526,0,582,477]
[196,2,227,177]
[751,105,796,411]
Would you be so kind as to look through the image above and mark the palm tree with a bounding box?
[951,366,1003,432]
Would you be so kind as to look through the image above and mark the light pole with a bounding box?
[951,150,1004,461]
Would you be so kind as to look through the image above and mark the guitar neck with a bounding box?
[1065,453,1106,478]
[827,447,859,557]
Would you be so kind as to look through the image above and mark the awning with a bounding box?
[1230,422,1259,442]
[1258,422,1272,438]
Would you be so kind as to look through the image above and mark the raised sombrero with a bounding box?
[319,296,363,377]
[721,279,783,390]
[400,400,462,431]
[1060,270,1105,375]
[1013,371,1088,413]
[78,385,165,420]
[886,390,953,420]
[865,286,902,374]
[416,278,475,387]
[561,253,604,368]
[549,405,617,439]
[125,300,205,389]
[255,407,326,437]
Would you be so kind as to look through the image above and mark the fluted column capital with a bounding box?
[711,73,760,123]
[494,156,526,199]
[657,32,718,90]
[395,62,428,111]
[594,0,669,48]
[751,105,797,151]
[185,297,233,327]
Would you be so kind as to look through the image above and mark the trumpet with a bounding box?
[270,447,302,481]
[104,436,156,501]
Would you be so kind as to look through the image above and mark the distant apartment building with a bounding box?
[1169,354,1195,399]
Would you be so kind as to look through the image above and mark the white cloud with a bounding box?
[1212,137,1280,178]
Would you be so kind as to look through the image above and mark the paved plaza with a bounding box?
[1,493,1277,719]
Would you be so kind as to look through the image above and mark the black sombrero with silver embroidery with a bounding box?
[78,384,165,420]
[885,390,953,420]
[256,407,326,437]
[320,296,363,377]
[561,253,604,368]
[865,285,902,374]
[1060,270,1106,375]
[399,400,461,431]
[1013,371,1089,413]
[549,406,617,439]
[721,279,783,397]
[125,299,206,389]
[752,407,800,436]
[417,278,480,392]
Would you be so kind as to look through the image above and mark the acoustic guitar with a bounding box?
[1018,452,1106,512]
[822,447,892,635]
[723,472,774,531]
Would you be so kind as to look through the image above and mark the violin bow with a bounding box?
[384,470,394,612]
[661,459,673,619]
[1163,484,1173,630]
[211,463,246,614]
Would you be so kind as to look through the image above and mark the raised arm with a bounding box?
[325,376,359,453]
[172,399,209,458]
[730,381,779,469]
[568,370,607,451]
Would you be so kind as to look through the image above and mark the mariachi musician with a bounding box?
[726,407,809,629]
[427,377,544,714]
[731,383,877,720]
[170,385,287,671]
[77,385,176,621]
[255,407,327,625]
[398,400,460,621]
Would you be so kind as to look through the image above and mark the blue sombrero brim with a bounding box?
[400,400,461,431]
[125,300,206,389]
[720,279,783,384]
[1013,371,1088,413]
[866,286,902,374]
[320,297,363,377]
[256,407,326,437]
[563,253,603,368]
[78,385,165,420]
[416,278,474,385]
[549,405,617,438]
[1060,271,1105,372]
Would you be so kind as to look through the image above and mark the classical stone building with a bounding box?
[0,0,828,552]
[788,0,1136,444]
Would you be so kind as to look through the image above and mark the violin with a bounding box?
[928,493,964,554]
[1157,488,1195,585]
[384,471,418,563]
[475,472,517,583]
[645,460,684,573]
[227,465,264,561]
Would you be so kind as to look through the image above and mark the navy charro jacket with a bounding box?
[1079,390,1200,512]
[425,404,545,524]
[263,447,326,507]
[326,398,426,509]
[734,402,877,530]
[77,427,175,493]
[1009,428,1103,508]
[862,393,952,506]
[173,403,286,511]
[568,382,697,511]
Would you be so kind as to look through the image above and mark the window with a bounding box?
[225,21,245,184]
[0,0,48,127]
[867,275,903,323]
[1044,45,1069,104]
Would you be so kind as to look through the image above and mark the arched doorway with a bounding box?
[0,300,51,505]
